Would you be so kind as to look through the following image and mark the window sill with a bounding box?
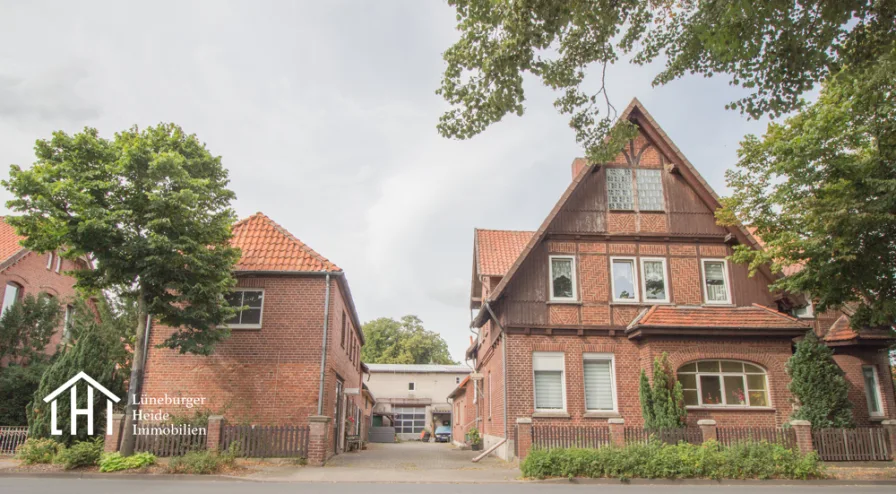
[229,326,262,331]
[702,303,735,307]
[583,412,622,419]
[533,411,571,419]
[547,300,582,305]
[869,416,887,422]
[685,406,775,412]
[610,300,641,305]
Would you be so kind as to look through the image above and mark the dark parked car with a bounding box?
[433,425,452,443]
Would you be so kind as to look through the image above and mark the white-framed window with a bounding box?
[1,283,21,316]
[55,255,62,273]
[533,352,565,412]
[47,252,54,270]
[474,380,478,403]
[640,257,669,303]
[607,168,634,210]
[63,305,74,338]
[677,360,769,407]
[583,353,617,412]
[488,371,492,419]
[610,257,639,303]
[793,300,814,318]
[224,289,265,329]
[862,365,884,417]
[701,259,731,304]
[636,169,665,211]
[549,255,577,301]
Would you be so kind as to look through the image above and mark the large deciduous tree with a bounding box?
[437,1,894,161]
[716,49,896,329]
[361,315,458,365]
[4,124,240,455]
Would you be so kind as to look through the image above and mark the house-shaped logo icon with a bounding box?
[42,371,121,436]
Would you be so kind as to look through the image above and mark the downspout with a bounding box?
[317,273,332,415]
[484,302,509,449]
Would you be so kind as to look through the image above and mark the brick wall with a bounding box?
[143,274,364,433]
[477,334,506,440]
[832,347,896,425]
[505,334,798,430]
[0,250,82,358]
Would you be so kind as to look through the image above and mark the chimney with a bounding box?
[571,158,589,179]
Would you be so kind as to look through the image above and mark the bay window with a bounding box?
[533,352,565,411]
[678,360,769,407]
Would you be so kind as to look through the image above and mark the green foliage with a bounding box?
[26,302,129,445]
[15,438,64,464]
[520,440,824,480]
[0,361,48,426]
[98,452,156,472]
[166,450,236,474]
[466,427,481,445]
[361,315,457,365]
[718,48,896,329]
[54,438,103,470]
[0,293,61,363]
[786,332,854,428]
[3,123,241,355]
[639,353,686,428]
[438,0,894,160]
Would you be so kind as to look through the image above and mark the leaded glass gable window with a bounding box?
[636,169,664,211]
[607,168,633,210]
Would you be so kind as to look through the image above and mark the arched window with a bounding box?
[677,360,769,408]
[1,283,22,316]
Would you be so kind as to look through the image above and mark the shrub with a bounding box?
[167,450,235,474]
[787,331,854,428]
[639,353,687,428]
[98,452,156,472]
[16,438,63,464]
[54,438,103,470]
[520,440,824,480]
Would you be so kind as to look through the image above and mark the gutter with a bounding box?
[316,272,333,415]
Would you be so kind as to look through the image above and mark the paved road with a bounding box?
[1,478,894,494]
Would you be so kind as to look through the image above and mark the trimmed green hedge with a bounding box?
[521,440,823,480]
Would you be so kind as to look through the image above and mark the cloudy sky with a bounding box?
[0,1,776,361]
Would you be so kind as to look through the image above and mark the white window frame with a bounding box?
[862,365,884,417]
[610,256,639,303]
[488,371,492,419]
[1,283,21,316]
[583,353,618,413]
[678,360,771,408]
[793,299,814,319]
[225,288,265,329]
[701,258,732,305]
[63,305,74,338]
[408,382,415,392]
[639,257,670,304]
[548,255,577,301]
[47,252,54,270]
[532,352,566,413]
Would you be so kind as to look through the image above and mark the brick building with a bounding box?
[142,212,367,458]
[0,217,85,359]
[450,99,896,460]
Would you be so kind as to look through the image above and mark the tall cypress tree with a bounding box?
[640,353,687,429]
[787,331,854,428]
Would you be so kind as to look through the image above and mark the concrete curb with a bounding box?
[547,477,896,486]
[0,471,254,482]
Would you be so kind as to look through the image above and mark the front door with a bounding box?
[334,378,344,454]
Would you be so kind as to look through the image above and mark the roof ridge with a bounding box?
[475,228,536,234]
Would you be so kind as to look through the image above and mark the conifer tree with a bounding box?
[787,331,854,428]
[640,353,687,429]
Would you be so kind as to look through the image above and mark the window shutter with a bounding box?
[584,360,614,410]
[534,371,563,409]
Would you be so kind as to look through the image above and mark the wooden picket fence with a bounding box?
[221,424,310,458]
[531,425,610,449]
[717,427,796,449]
[0,426,28,455]
[134,425,208,457]
[624,427,702,445]
[811,428,891,461]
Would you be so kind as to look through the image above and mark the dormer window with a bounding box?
[224,289,264,329]
[549,256,577,301]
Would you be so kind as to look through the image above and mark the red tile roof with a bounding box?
[0,217,26,264]
[231,212,341,272]
[824,314,858,341]
[633,304,808,329]
[476,229,534,277]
